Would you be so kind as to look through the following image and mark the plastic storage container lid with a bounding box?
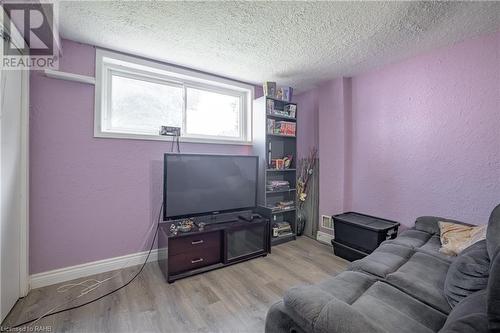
[333,212,400,231]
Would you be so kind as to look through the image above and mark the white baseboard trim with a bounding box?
[316,230,334,245]
[30,249,159,290]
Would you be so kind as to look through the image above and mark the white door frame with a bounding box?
[1,7,30,297]
[19,69,29,296]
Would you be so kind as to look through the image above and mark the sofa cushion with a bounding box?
[348,243,414,278]
[386,252,452,314]
[283,271,446,333]
[486,204,500,331]
[439,290,489,333]
[444,240,489,308]
[382,228,456,264]
[486,204,500,259]
[350,281,447,333]
[304,298,385,333]
[283,271,379,332]
[415,216,471,235]
[389,229,432,248]
[312,281,447,333]
[488,249,500,331]
[417,234,455,263]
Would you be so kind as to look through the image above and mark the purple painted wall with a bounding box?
[317,79,349,232]
[294,89,319,158]
[349,31,500,226]
[31,31,499,273]
[30,40,255,274]
[309,31,500,232]
[295,78,352,234]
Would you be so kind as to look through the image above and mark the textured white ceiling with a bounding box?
[58,1,500,92]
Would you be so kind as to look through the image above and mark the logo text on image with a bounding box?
[2,1,58,70]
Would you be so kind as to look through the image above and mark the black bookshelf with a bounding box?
[253,96,298,246]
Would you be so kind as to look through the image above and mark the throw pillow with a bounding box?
[439,221,487,256]
[444,240,490,308]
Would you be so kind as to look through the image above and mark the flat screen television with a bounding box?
[163,154,258,220]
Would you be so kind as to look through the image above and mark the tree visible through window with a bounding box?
[111,74,183,134]
[186,87,240,138]
[95,49,252,143]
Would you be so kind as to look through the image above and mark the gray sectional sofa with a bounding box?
[265,204,500,333]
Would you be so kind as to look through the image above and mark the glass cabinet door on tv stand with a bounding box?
[226,222,267,263]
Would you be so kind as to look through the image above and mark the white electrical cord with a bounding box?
[2,204,162,331]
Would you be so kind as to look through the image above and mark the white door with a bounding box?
[0,64,24,321]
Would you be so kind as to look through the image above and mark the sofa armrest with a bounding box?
[266,298,382,333]
[282,280,384,333]
[265,301,306,333]
[313,300,384,333]
[415,216,472,234]
[488,249,500,331]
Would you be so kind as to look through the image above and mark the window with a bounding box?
[110,74,183,134]
[95,49,253,144]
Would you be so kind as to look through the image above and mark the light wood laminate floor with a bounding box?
[4,237,347,333]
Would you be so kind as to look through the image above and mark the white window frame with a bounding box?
[95,49,254,145]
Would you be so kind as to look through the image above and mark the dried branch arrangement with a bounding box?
[296,147,318,209]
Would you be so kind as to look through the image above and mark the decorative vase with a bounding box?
[297,211,306,236]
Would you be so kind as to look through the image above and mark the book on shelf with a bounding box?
[282,87,293,102]
[284,104,297,118]
[266,102,297,119]
[267,141,272,167]
[267,119,275,135]
[272,221,293,238]
[266,180,290,192]
[266,98,274,114]
[275,87,293,102]
[263,82,293,102]
[267,187,291,192]
[268,201,295,212]
[269,155,293,170]
[267,120,296,136]
[274,121,296,136]
[268,206,295,212]
[263,82,277,98]
[274,232,294,239]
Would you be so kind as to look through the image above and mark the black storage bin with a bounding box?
[333,212,400,256]
[332,240,369,261]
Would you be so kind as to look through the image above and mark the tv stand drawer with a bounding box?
[168,247,221,274]
[169,231,221,256]
[158,218,270,283]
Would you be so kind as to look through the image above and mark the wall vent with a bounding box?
[321,215,334,230]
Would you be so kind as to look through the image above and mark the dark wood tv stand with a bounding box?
[158,217,270,283]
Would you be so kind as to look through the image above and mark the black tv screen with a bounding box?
[164,154,258,219]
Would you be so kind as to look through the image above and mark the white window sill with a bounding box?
[94,131,253,146]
